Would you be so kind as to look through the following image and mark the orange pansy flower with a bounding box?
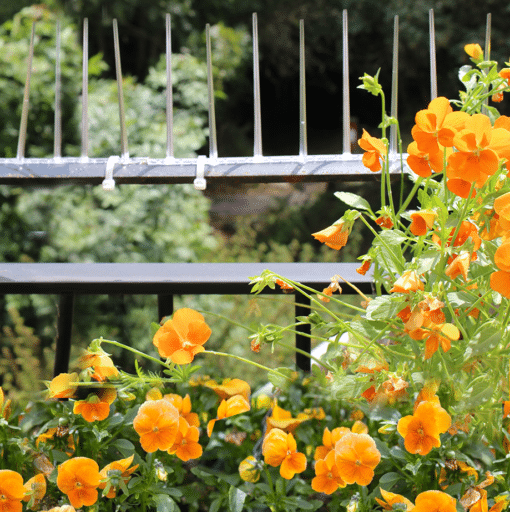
[447,177,476,198]
[262,428,307,479]
[79,348,119,382]
[153,308,212,364]
[45,506,76,512]
[314,426,350,461]
[423,323,459,360]
[204,378,251,402]
[133,399,180,452]
[434,221,481,251]
[207,394,251,436]
[56,458,101,509]
[411,97,466,154]
[389,270,424,293]
[311,450,345,495]
[465,43,483,60]
[168,417,202,461]
[99,455,138,498]
[500,68,510,84]
[312,222,349,250]
[375,488,415,510]
[358,129,387,172]
[266,403,308,434]
[445,251,471,281]
[356,258,372,275]
[494,191,510,223]
[47,373,79,399]
[275,278,294,291]
[448,114,510,188]
[495,240,510,272]
[0,470,24,512]
[0,388,11,421]
[410,209,438,236]
[490,270,510,298]
[238,456,261,483]
[73,386,116,422]
[375,214,394,229]
[413,490,456,512]
[397,400,451,455]
[406,141,444,178]
[164,393,199,428]
[22,473,46,508]
[333,432,381,486]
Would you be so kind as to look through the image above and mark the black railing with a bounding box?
[0,262,373,376]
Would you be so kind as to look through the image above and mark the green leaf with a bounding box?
[209,498,223,512]
[331,374,370,400]
[152,494,179,512]
[378,472,401,491]
[111,439,136,456]
[466,320,501,357]
[267,367,294,391]
[372,230,406,275]
[334,191,372,212]
[228,485,247,512]
[365,296,403,320]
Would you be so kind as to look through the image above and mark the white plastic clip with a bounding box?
[194,155,207,190]
[102,155,119,191]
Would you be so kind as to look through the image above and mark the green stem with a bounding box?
[358,214,402,276]
[396,176,425,217]
[274,339,335,372]
[202,350,292,381]
[98,338,172,370]
[196,309,256,333]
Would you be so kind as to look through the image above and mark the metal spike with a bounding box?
[206,24,218,160]
[429,9,437,100]
[17,21,35,161]
[483,13,491,114]
[165,13,174,161]
[389,15,399,155]
[253,13,263,159]
[485,13,492,60]
[299,19,307,159]
[342,10,351,155]
[113,19,129,160]
[54,20,62,159]
[81,18,89,159]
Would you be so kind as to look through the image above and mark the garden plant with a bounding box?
[4,43,510,512]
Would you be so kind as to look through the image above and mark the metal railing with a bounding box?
[0,262,373,375]
[0,9,486,186]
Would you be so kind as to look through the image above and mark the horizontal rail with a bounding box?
[0,262,373,376]
[0,155,405,185]
[0,262,373,294]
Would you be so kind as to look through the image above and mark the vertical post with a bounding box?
[389,15,399,155]
[54,20,62,159]
[113,19,129,161]
[342,10,351,155]
[165,13,174,161]
[17,21,36,161]
[81,18,89,159]
[54,294,75,376]
[158,294,174,323]
[206,24,218,161]
[429,9,437,100]
[253,13,263,160]
[299,19,307,160]
[295,295,311,372]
